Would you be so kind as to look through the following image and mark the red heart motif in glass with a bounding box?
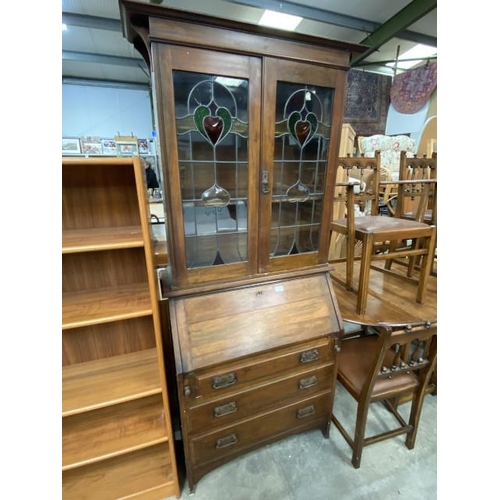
[295,121,311,145]
[203,116,223,145]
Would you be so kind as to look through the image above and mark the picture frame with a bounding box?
[101,139,117,155]
[138,138,150,154]
[62,138,81,155]
[117,143,139,156]
[81,136,103,155]
[115,135,139,156]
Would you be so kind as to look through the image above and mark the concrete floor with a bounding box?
[172,383,437,500]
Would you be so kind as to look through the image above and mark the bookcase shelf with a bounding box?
[62,283,153,330]
[62,226,145,253]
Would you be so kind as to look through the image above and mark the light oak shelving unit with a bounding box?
[62,157,180,499]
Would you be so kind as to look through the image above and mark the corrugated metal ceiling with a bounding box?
[62,0,437,88]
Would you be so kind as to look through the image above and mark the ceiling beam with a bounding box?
[226,0,436,47]
[227,0,379,32]
[62,77,149,91]
[62,50,147,70]
[351,0,437,66]
[62,12,122,31]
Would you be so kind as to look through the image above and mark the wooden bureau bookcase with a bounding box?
[62,157,180,499]
[119,1,365,492]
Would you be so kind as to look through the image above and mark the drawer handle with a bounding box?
[216,433,238,449]
[299,375,318,390]
[296,404,316,419]
[212,372,237,390]
[213,401,237,418]
[300,349,319,363]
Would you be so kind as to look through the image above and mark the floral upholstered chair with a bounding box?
[359,134,416,178]
[358,134,416,214]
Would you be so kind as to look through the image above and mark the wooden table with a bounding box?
[329,260,437,327]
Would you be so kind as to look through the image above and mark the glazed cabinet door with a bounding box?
[152,44,262,288]
[259,58,346,273]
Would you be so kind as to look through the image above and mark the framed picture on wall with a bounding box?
[101,139,117,155]
[117,143,139,156]
[81,136,103,155]
[62,138,81,155]
[115,135,139,156]
[138,139,149,154]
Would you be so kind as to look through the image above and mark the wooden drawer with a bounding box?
[189,390,332,465]
[187,363,334,434]
[184,337,333,400]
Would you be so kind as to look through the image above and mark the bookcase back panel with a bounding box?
[62,164,142,230]
[62,248,148,292]
[63,317,156,366]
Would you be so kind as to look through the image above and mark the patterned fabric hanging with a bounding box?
[390,62,437,114]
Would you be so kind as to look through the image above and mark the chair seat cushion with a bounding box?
[332,215,431,235]
[403,210,433,223]
[337,335,419,401]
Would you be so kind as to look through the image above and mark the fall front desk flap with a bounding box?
[169,272,343,373]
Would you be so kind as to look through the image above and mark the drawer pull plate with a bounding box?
[213,401,237,418]
[299,375,318,390]
[212,372,237,390]
[300,349,319,363]
[296,404,316,419]
[216,433,238,449]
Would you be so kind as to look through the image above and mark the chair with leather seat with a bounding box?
[330,152,437,315]
[331,320,437,468]
[393,151,437,225]
[384,151,437,276]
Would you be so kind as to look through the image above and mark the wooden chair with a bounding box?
[330,152,437,315]
[331,320,437,468]
[384,152,437,276]
[393,151,437,224]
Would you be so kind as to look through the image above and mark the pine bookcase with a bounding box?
[62,157,180,499]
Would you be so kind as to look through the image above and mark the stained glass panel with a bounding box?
[172,71,250,267]
[270,81,334,257]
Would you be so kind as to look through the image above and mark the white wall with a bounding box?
[385,101,430,138]
[385,88,437,150]
[62,83,153,138]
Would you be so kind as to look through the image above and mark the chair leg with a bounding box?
[351,399,371,468]
[356,235,373,315]
[405,388,427,449]
[415,230,436,304]
[346,233,355,291]
[384,239,399,270]
[407,239,418,277]
[406,354,437,449]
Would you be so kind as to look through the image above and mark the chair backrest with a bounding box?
[335,151,382,218]
[361,320,437,402]
[394,152,437,224]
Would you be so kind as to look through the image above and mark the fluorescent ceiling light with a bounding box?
[258,9,302,31]
[386,44,437,70]
[215,77,244,87]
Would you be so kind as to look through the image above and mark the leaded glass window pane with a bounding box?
[270,82,334,257]
[172,71,249,268]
